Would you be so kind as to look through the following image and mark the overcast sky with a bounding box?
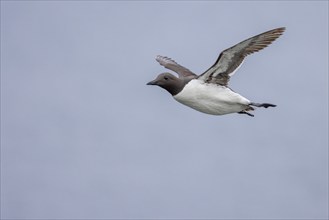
[1,1,328,219]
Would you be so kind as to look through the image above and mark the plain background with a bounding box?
[1,1,328,219]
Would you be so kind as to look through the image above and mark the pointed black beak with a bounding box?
[146,80,157,85]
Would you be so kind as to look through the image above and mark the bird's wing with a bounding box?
[156,55,197,78]
[197,27,285,86]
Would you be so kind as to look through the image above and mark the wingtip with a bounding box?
[273,27,286,35]
[156,55,167,62]
[264,27,286,37]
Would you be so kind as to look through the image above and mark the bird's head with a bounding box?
[147,72,184,96]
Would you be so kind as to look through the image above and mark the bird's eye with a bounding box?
[164,76,169,80]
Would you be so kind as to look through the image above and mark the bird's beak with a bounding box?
[146,79,157,85]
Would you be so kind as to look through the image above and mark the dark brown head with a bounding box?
[147,72,186,96]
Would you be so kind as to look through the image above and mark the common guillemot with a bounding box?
[147,27,285,117]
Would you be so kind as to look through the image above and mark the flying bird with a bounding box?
[147,27,285,117]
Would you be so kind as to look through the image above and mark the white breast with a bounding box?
[173,79,251,115]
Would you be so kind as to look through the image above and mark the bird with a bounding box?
[147,27,285,117]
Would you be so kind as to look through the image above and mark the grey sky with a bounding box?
[1,1,328,219]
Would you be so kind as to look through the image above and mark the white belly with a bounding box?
[173,79,251,115]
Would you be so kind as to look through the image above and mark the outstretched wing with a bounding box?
[156,55,197,78]
[197,27,286,86]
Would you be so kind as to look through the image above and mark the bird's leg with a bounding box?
[250,102,276,108]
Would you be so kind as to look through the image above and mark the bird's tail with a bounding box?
[237,106,255,117]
